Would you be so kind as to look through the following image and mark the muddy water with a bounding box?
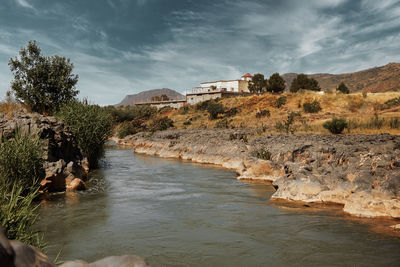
[37,148,400,266]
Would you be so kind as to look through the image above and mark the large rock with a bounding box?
[119,129,400,219]
[0,110,89,192]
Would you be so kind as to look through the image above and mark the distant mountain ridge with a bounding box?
[282,62,400,93]
[117,88,185,106]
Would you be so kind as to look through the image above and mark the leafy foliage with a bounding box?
[290,74,320,92]
[303,100,322,113]
[207,101,225,119]
[384,97,400,107]
[256,109,270,118]
[106,105,157,123]
[267,73,285,93]
[149,116,174,132]
[275,111,301,133]
[275,96,287,108]
[337,82,350,94]
[57,100,113,168]
[248,73,266,93]
[253,147,272,160]
[215,118,230,128]
[323,118,348,134]
[0,130,44,190]
[8,40,79,114]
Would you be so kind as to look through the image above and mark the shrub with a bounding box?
[179,105,189,115]
[56,100,113,169]
[229,133,248,143]
[117,120,146,138]
[183,120,192,126]
[362,91,368,98]
[275,111,301,133]
[384,97,400,108]
[303,100,322,113]
[158,106,174,114]
[275,96,287,108]
[0,182,44,249]
[336,82,350,94]
[215,118,230,128]
[267,73,285,93]
[207,101,225,119]
[290,74,320,92]
[347,96,364,112]
[0,130,44,190]
[9,40,78,114]
[106,105,157,123]
[149,116,174,132]
[196,100,212,111]
[323,118,348,134]
[253,147,271,160]
[256,109,270,118]
[225,107,238,117]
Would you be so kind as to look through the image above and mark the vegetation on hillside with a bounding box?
[290,74,321,92]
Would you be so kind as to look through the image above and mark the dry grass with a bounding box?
[0,95,23,118]
[162,91,400,135]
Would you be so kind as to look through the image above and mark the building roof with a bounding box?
[242,73,253,78]
[200,79,241,84]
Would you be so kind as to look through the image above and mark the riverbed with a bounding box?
[37,148,400,266]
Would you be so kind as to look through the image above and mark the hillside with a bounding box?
[117,88,184,106]
[282,62,400,93]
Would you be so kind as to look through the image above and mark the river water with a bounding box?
[37,148,400,266]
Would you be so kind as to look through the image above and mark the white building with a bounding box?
[186,73,253,104]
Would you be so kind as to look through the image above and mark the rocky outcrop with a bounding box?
[0,226,148,267]
[0,110,88,192]
[119,129,400,219]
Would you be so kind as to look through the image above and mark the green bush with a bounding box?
[57,100,113,169]
[149,116,174,132]
[117,120,145,138]
[323,118,348,134]
[0,130,44,190]
[207,101,225,119]
[196,100,212,111]
[303,100,322,113]
[337,82,350,94]
[256,109,270,118]
[275,111,301,133]
[106,105,157,123]
[384,97,400,108]
[179,105,189,115]
[215,118,230,128]
[275,96,287,108]
[253,147,271,160]
[225,107,238,117]
[0,182,43,249]
[183,120,192,126]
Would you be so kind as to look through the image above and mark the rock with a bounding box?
[60,255,149,267]
[66,178,86,191]
[0,111,89,193]
[390,224,400,230]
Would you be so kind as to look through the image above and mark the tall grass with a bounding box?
[56,100,113,169]
[347,115,400,130]
[0,129,44,190]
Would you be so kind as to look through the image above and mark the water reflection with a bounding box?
[36,149,400,266]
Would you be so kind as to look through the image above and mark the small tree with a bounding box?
[337,82,350,94]
[267,73,286,93]
[8,40,79,114]
[248,73,266,94]
[207,101,225,119]
[290,74,320,92]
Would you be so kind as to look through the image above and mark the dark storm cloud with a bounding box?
[0,0,399,104]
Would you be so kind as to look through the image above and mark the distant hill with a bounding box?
[117,88,185,106]
[282,62,400,93]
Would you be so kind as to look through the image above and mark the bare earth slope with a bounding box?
[283,62,400,93]
[118,129,400,220]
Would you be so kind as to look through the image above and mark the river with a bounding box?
[37,148,400,266]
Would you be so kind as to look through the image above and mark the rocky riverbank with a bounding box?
[117,129,400,220]
[0,110,88,192]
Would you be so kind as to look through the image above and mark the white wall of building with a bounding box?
[200,80,240,92]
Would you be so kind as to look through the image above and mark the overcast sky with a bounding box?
[0,0,399,105]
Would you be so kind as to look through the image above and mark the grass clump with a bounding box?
[215,118,230,128]
[57,100,113,169]
[384,97,400,108]
[207,101,225,119]
[275,96,287,108]
[256,109,270,118]
[0,130,44,190]
[303,100,322,113]
[253,147,272,160]
[323,118,348,134]
[275,111,301,133]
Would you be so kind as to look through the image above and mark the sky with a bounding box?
[0,0,400,105]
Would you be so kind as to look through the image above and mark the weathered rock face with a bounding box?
[119,129,400,219]
[0,110,88,192]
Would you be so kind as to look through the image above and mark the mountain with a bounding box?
[282,62,400,93]
[116,88,185,106]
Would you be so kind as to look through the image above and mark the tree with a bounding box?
[267,73,286,93]
[290,74,320,92]
[8,40,79,114]
[248,73,266,93]
[337,82,350,94]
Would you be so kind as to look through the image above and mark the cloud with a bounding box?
[15,0,34,9]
